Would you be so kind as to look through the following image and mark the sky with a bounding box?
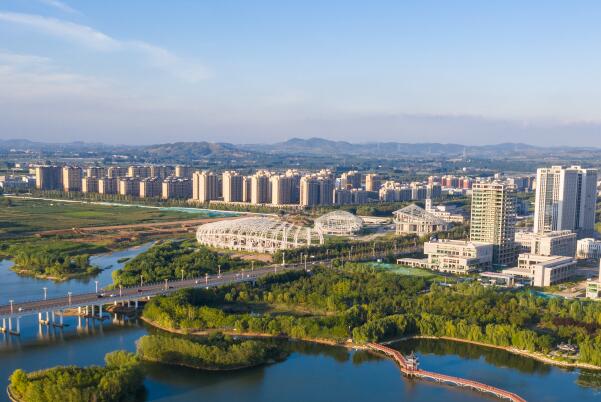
[0,0,600,146]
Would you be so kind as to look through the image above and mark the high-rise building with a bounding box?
[534,166,598,237]
[162,177,192,199]
[300,175,321,207]
[118,177,140,196]
[85,166,105,178]
[251,170,271,204]
[270,175,294,205]
[34,166,62,190]
[106,166,128,178]
[175,165,194,178]
[192,171,219,203]
[470,181,518,266]
[62,166,82,192]
[340,171,362,189]
[82,176,99,193]
[319,177,335,205]
[222,171,244,202]
[242,176,252,203]
[285,169,301,203]
[365,173,382,192]
[127,166,151,178]
[150,165,174,178]
[98,177,117,194]
[140,177,163,198]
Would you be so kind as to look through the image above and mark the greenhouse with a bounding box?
[314,211,363,236]
[196,217,324,253]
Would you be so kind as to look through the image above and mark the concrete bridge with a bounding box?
[367,343,527,402]
[0,263,300,336]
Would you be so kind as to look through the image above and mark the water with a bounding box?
[1,246,601,401]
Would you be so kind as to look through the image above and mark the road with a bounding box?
[0,263,304,319]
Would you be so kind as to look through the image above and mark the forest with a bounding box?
[142,264,601,366]
[137,333,286,370]
[112,240,259,286]
[8,351,144,402]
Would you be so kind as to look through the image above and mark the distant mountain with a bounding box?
[140,141,253,160]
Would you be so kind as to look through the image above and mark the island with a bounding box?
[137,333,287,370]
[7,351,144,402]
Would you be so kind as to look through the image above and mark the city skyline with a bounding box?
[1,1,600,146]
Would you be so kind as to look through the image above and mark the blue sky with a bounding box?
[0,0,600,145]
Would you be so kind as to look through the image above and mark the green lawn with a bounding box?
[0,198,214,239]
[368,262,444,279]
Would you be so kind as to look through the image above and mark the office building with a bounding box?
[140,177,163,198]
[393,204,449,235]
[222,171,244,203]
[534,166,598,237]
[192,171,219,203]
[502,254,576,287]
[585,261,601,299]
[34,166,62,190]
[98,177,117,195]
[515,231,577,257]
[62,166,82,192]
[162,177,192,199]
[399,239,493,274]
[470,181,518,266]
[576,238,601,259]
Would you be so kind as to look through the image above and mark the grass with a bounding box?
[367,262,445,279]
[0,198,216,239]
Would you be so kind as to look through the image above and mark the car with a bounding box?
[18,307,24,312]
[137,289,143,293]
[109,294,116,297]
[97,294,103,298]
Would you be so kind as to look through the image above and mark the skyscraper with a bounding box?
[534,166,598,237]
[270,175,294,205]
[470,181,518,266]
[251,170,271,204]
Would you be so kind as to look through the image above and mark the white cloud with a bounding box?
[0,11,209,81]
[37,0,77,14]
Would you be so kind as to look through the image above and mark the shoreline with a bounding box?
[383,335,601,371]
[9,267,101,282]
[140,316,365,350]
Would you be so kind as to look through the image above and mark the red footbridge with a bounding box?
[367,343,527,402]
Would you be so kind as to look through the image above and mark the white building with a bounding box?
[585,261,601,299]
[515,230,577,257]
[399,239,493,274]
[393,204,449,236]
[534,166,597,237]
[576,238,601,259]
[502,254,576,287]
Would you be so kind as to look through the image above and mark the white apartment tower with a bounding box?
[534,166,597,237]
[222,171,244,203]
[192,171,219,203]
[470,181,518,266]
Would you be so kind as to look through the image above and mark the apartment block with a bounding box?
[62,166,82,192]
[34,166,62,190]
[192,171,219,203]
[118,177,140,196]
[82,176,99,193]
[140,177,163,198]
[162,177,192,199]
[222,171,244,203]
[470,181,518,266]
[98,177,118,195]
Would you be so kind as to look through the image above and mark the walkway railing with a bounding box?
[367,343,527,402]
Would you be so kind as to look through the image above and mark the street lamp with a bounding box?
[43,287,47,300]
[94,280,99,293]
[218,265,221,277]
[140,274,143,287]
[164,278,168,290]
[67,292,72,306]
[205,273,208,285]
[119,285,122,297]
[9,300,14,315]
[181,269,185,281]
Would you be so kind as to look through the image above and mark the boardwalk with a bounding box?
[367,343,527,402]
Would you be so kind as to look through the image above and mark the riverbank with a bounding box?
[9,266,101,282]
[140,316,365,350]
[383,335,601,371]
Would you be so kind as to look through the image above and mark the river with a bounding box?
[1,246,600,402]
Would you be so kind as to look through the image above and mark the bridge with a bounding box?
[0,263,302,336]
[367,343,527,402]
